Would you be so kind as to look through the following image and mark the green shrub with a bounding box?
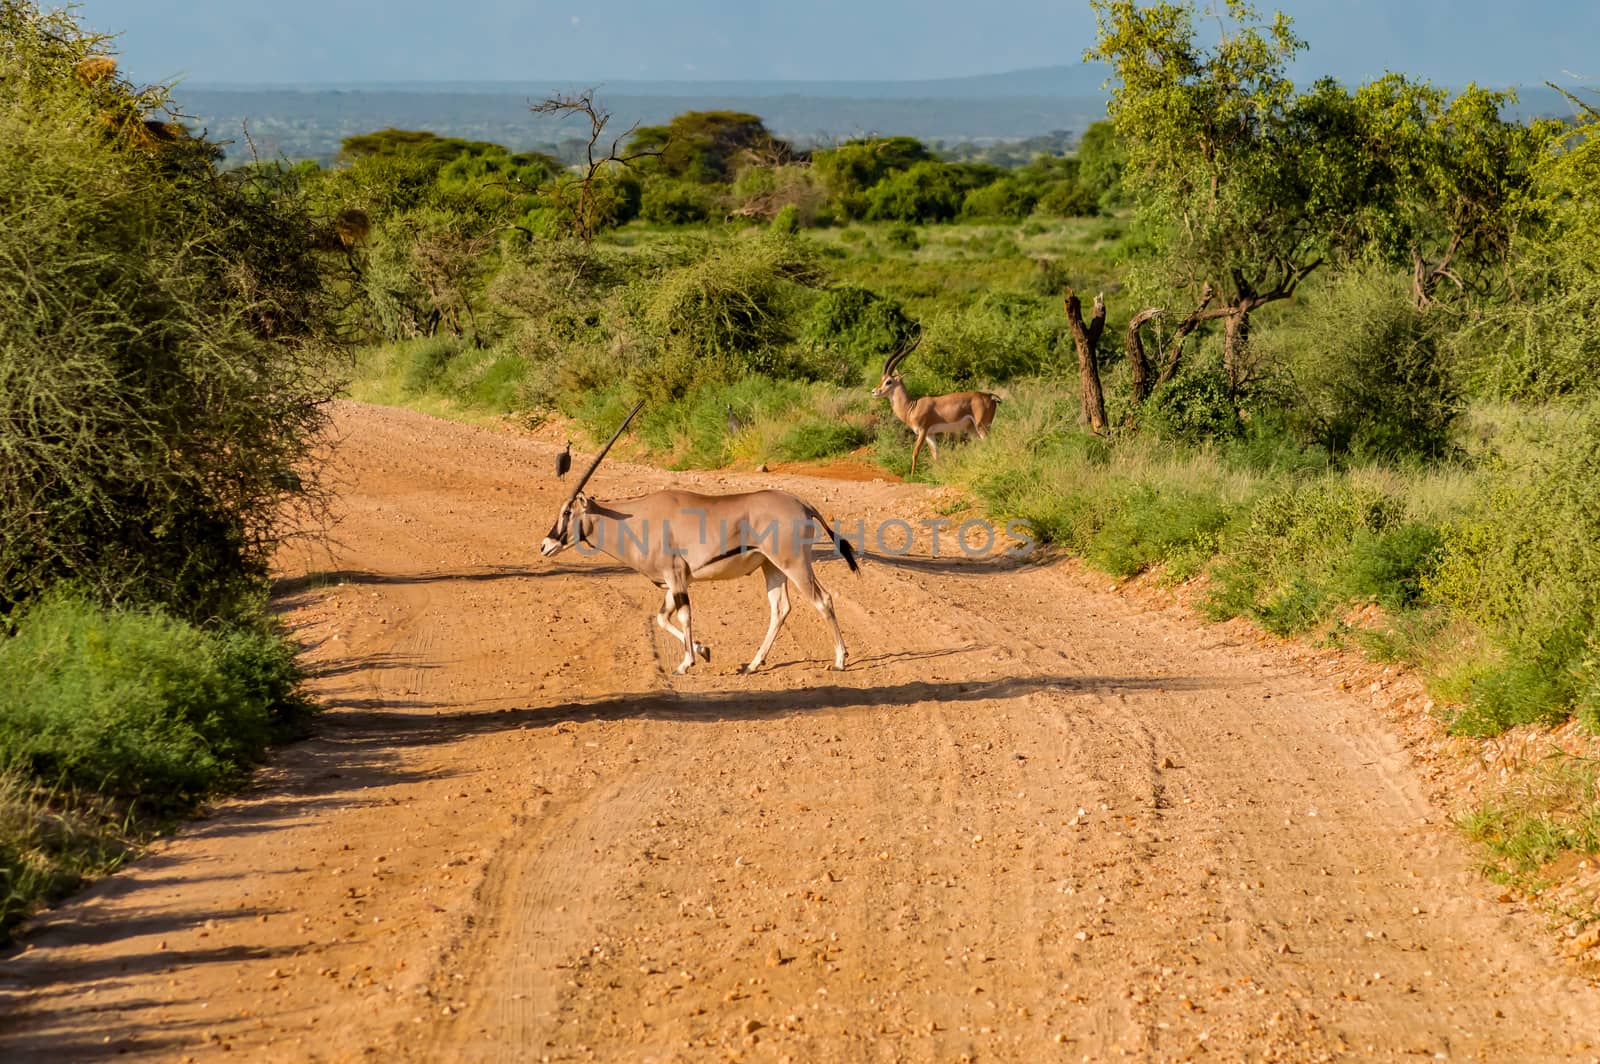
[917,291,1065,385]
[641,179,717,225]
[1271,269,1460,461]
[884,223,922,251]
[800,285,916,377]
[775,418,868,462]
[961,177,1040,222]
[1036,181,1100,218]
[1203,476,1409,634]
[1333,522,1443,610]
[0,32,337,623]
[1084,485,1238,579]
[401,336,465,393]
[769,204,799,234]
[1141,367,1242,443]
[0,597,309,806]
[1426,403,1600,733]
[643,232,827,379]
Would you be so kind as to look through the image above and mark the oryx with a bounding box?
[540,402,859,674]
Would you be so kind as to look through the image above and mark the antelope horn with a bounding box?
[883,325,923,376]
[563,399,645,507]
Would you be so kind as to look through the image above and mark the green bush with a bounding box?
[1203,476,1409,634]
[866,162,972,223]
[1426,403,1600,733]
[1141,367,1242,443]
[1036,181,1100,218]
[401,336,466,393]
[641,179,718,225]
[771,204,802,235]
[917,291,1065,385]
[0,597,310,806]
[1271,269,1460,461]
[643,232,826,378]
[961,177,1040,222]
[800,285,916,377]
[775,418,868,461]
[0,26,337,623]
[884,223,922,251]
[1333,522,1443,610]
[1085,484,1238,579]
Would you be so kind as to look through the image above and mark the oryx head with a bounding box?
[871,325,921,398]
[541,400,644,557]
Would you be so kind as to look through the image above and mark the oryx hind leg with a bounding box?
[743,562,791,674]
[775,559,848,671]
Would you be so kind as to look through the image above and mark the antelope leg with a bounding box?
[744,563,791,673]
[657,586,708,666]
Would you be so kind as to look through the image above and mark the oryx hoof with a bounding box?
[696,643,711,662]
[740,661,762,674]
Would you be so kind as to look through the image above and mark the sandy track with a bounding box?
[2,401,1596,1062]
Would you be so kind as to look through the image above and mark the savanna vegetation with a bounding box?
[5,0,1598,933]
[304,3,1600,903]
[0,3,332,934]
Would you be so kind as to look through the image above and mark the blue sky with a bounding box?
[71,1,1600,88]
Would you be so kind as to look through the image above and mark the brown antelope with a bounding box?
[871,329,1001,474]
[540,402,859,674]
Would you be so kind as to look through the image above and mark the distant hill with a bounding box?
[171,64,1588,165]
[172,67,1114,163]
[184,64,1114,102]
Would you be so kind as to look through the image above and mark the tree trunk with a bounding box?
[1124,307,1164,405]
[1063,289,1108,435]
[1223,305,1251,393]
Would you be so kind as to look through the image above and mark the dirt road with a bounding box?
[3,402,1596,1062]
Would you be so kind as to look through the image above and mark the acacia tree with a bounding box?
[1088,0,1348,391]
[1480,88,1600,398]
[629,110,787,184]
[1337,75,1550,309]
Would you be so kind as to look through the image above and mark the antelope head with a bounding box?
[871,326,922,398]
[541,400,644,557]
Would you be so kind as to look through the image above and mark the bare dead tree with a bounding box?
[1063,288,1109,435]
[529,89,663,245]
[1067,284,1227,430]
[1123,306,1165,405]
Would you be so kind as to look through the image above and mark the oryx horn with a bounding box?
[563,399,645,506]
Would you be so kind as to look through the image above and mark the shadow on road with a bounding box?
[271,561,633,599]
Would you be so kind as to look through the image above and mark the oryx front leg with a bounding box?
[656,586,710,671]
[743,563,791,674]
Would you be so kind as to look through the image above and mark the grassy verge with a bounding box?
[0,595,312,938]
